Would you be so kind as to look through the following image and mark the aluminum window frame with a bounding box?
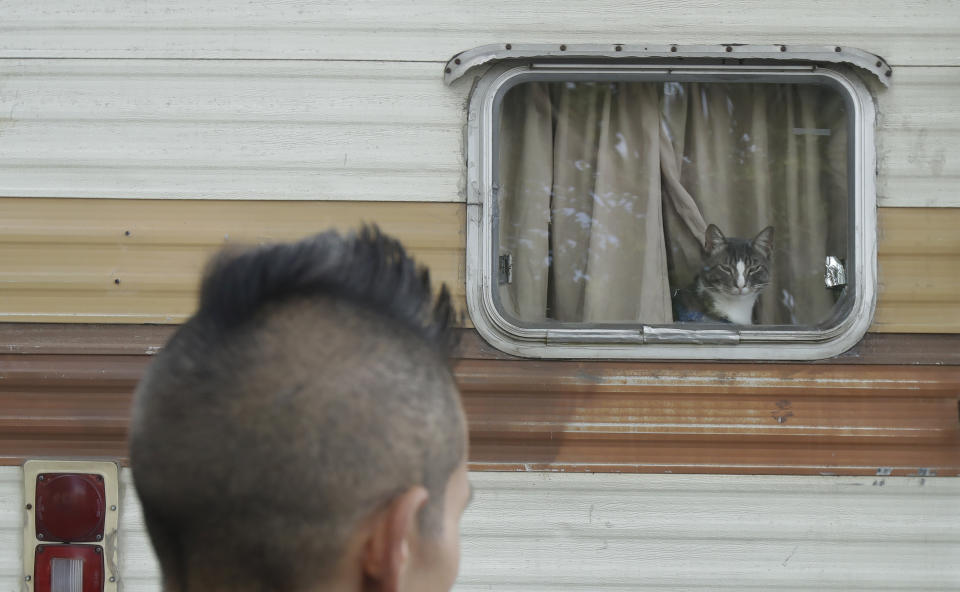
[460,50,879,360]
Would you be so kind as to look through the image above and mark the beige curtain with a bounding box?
[499,81,847,326]
[660,83,847,324]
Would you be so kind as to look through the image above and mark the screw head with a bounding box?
[36,533,44,540]
[109,576,116,583]
[110,505,117,511]
[25,575,32,582]
[25,503,32,510]
[96,534,103,541]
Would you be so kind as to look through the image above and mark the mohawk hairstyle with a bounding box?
[198,225,458,355]
[129,226,466,592]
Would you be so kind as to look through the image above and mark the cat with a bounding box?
[672,224,774,325]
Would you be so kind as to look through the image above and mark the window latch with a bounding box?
[498,253,513,284]
[825,256,847,287]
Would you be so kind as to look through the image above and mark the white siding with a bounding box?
[2,468,958,591]
[0,469,21,592]
[0,1,958,206]
[0,60,957,206]
[1,1,957,66]
[0,60,462,202]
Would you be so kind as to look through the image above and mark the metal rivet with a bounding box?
[96,534,103,541]
[875,60,882,67]
[670,46,677,52]
[37,475,44,481]
[505,43,512,50]
[559,44,567,51]
[109,577,116,583]
[780,45,787,52]
[95,547,102,554]
[25,575,32,582]
[834,46,842,52]
[25,503,32,510]
[444,67,450,73]
[37,533,44,540]
[124,230,131,236]
[725,46,732,52]
[885,70,892,77]
[454,58,461,65]
[110,505,117,511]
[114,279,120,285]
[614,45,622,52]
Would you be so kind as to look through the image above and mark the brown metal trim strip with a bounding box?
[1,353,957,475]
[1,324,959,365]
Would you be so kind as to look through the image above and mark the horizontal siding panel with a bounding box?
[874,208,960,332]
[0,60,462,202]
[0,1,958,66]
[0,198,465,323]
[0,468,21,591]
[0,60,956,206]
[459,473,960,591]
[14,469,951,591]
[2,354,957,475]
[0,200,957,332]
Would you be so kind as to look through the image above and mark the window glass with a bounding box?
[496,80,849,328]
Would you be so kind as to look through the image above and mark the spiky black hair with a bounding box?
[197,225,457,356]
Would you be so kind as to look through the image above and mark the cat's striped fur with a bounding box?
[672,224,774,325]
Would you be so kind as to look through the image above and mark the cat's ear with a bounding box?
[704,224,726,253]
[752,226,774,259]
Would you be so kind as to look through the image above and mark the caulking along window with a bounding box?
[453,46,883,359]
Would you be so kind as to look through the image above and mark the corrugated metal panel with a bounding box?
[3,468,957,591]
[0,198,956,332]
[0,0,957,66]
[0,60,957,207]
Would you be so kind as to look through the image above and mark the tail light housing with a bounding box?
[23,461,119,592]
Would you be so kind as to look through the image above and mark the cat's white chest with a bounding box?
[711,291,759,325]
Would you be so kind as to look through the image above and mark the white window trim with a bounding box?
[455,45,880,360]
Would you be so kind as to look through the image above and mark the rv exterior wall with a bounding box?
[0,2,958,591]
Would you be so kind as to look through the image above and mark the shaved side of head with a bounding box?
[129,228,465,591]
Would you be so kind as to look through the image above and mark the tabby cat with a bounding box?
[672,224,774,325]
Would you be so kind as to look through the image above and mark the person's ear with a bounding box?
[362,486,430,592]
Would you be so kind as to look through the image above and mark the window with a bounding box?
[452,45,884,359]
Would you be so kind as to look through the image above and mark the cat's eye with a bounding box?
[457,44,879,360]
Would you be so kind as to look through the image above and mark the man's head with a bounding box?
[129,227,470,592]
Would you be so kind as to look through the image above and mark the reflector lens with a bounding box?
[35,473,106,542]
[51,558,83,592]
[34,545,103,592]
